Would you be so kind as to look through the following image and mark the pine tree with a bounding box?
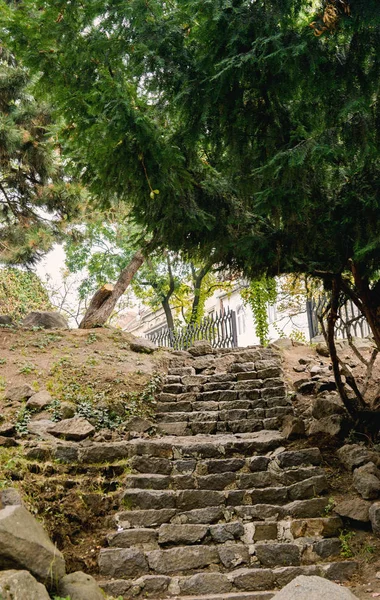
[0,46,81,264]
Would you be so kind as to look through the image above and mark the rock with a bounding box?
[0,488,23,507]
[58,571,104,600]
[0,315,13,325]
[158,524,208,545]
[311,396,346,420]
[99,548,149,578]
[293,365,306,372]
[255,543,300,567]
[231,567,275,591]
[353,462,380,500]
[294,378,310,391]
[299,357,312,365]
[27,419,55,437]
[188,340,214,357]
[193,356,216,371]
[4,384,34,403]
[0,570,50,600]
[272,575,359,599]
[0,505,65,587]
[282,416,305,439]
[309,415,345,438]
[337,444,380,471]
[217,544,249,568]
[335,497,371,522]
[130,338,157,354]
[26,391,52,411]
[0,423,16,436]
[22,311,68,329]
[298,381,316,395]
[0,436,18,447]
[180,572,232,595]
[270,338,295,350]
[47,417,95,441]
[316,343,330,357]
[369,502,380,535]
[147,546,218,573]
[209,522,244,543]
[124,416,153,433]
[60,401,76,419]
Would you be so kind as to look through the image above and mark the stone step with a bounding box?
[108,517,341,550]
[125,466,325,491]
[121,473,327,512]
[128,450,322,476]
[99,561,357,599]
[155,407,290,422]
[127,431,285,460]
[115,498,330,529]
[98,538,346,577]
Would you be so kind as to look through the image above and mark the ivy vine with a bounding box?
[241,277,277,346]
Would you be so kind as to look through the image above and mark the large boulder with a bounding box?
[0,315,13,326]
[58,571,104,600]
[272,575,358,599]
[22,311,68,329]
[4,384,34,403]
[26,391,52,411]
[311,395,346,420]
[0,505,65,588]
[353,462,380,500]
[334,497,371,523]
[130,338,157,353]
[337,444,380,470]
[309,414,346,438]
[0,570,50,600]
[369,502,380,535]
[188,340,214,357]
[47,417,95,441]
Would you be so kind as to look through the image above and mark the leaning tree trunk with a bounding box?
[79,250,145,329]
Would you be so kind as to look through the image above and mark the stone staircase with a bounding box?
[98,346,357,600]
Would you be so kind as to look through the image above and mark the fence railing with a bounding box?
[146,308,238,350]
[306,296,371,340]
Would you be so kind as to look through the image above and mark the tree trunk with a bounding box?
[325,278,367,419]
[162,296,175,331]
[79,250,145,328]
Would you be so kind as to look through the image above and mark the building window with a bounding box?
[237,305,246,335]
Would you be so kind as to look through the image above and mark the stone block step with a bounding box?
[99,561,357,599]
[125,466,325,492]
[115,497,330,529]
[121,474,327,511]
[127,431,285,460]
[128,453,321,477]
[169,594,275,600]
[99,538,351,576]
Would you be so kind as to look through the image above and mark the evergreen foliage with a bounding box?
[0,44,82,264]
[2,1,380,353]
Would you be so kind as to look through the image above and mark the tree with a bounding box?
[0,45,82,265]
[64,209,229,329]
[0,267,51,320]
[4,1,380,420]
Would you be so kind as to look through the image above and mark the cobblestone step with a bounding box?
[114,497,331,529]
[98,561,358,598]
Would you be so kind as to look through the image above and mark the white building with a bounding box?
[121,280,311,347]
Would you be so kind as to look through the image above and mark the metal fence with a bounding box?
[306,296,371,340]
[146,308,238,350]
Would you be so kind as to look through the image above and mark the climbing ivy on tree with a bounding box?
[0,268,51,321]
[241,278,277,346]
